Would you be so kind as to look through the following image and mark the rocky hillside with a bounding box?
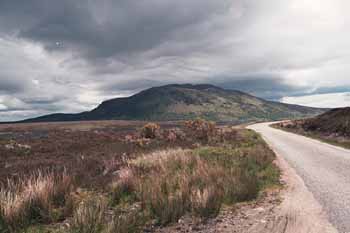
[21,84,325,123]
[301,107,350,136]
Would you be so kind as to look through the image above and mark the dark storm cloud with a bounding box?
[0,0,232,60]
[0,76,27,93]
[205,76,350,100]
[22,95,68,106]
[100,75,305,100]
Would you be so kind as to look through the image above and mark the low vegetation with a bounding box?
[0,120,280,232]
[274,108,350,149]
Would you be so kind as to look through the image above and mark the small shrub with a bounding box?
[70,197,106,233]
[140,123,160,139]
[163,128,186,142]
[165,130,177,142]
[218,128,238,143]
[184,119,217,142]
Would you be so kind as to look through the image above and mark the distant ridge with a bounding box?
[301,107,350,136]
[19,84,325,123]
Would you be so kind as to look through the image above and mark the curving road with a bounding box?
[248,122,350,233]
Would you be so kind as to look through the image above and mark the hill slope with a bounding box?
[302,107,350,136]
[21,84,325,123]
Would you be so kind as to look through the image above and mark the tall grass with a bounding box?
[106,209,144,233]
[69,197,144,233]
[109,168,136,206]
[0,206,9,233]
[191,186,223,218]
[109,144,279,225]
[70,197,106,233]
[132,149,225,223]
[0,171,74,232]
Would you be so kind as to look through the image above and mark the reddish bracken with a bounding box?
[140,123,161,139]
[184,119,217,142]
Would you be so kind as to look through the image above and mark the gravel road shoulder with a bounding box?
[269,147,338,233]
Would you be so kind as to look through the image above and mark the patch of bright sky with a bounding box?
[281,92,350,108]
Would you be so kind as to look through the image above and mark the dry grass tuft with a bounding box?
[106,208,144,233]
[0,170,74,232]
[70,196,106,233]
[191,186,223,218]
[110,168,136,206]
[69,196,144,233]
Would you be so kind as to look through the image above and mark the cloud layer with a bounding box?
[0,0,350,120]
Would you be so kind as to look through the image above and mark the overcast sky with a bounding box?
[1,0,350,121]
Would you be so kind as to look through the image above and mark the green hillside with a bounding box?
[22,84,325,123]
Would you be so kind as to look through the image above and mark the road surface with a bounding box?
[248,122,350,233]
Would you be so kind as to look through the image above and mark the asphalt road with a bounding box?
[248,123,350,233]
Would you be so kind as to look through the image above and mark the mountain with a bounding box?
[20,84,325,123]
[301,107,350,136]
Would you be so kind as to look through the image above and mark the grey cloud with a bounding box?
[206,75,308,100]
[1,0,232,61]
[99,75,307,101]
[1,0,350,120]
[0,76,27,93]
[311,86,350,96]
[215,78,350,100]
[100,79,165,93]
